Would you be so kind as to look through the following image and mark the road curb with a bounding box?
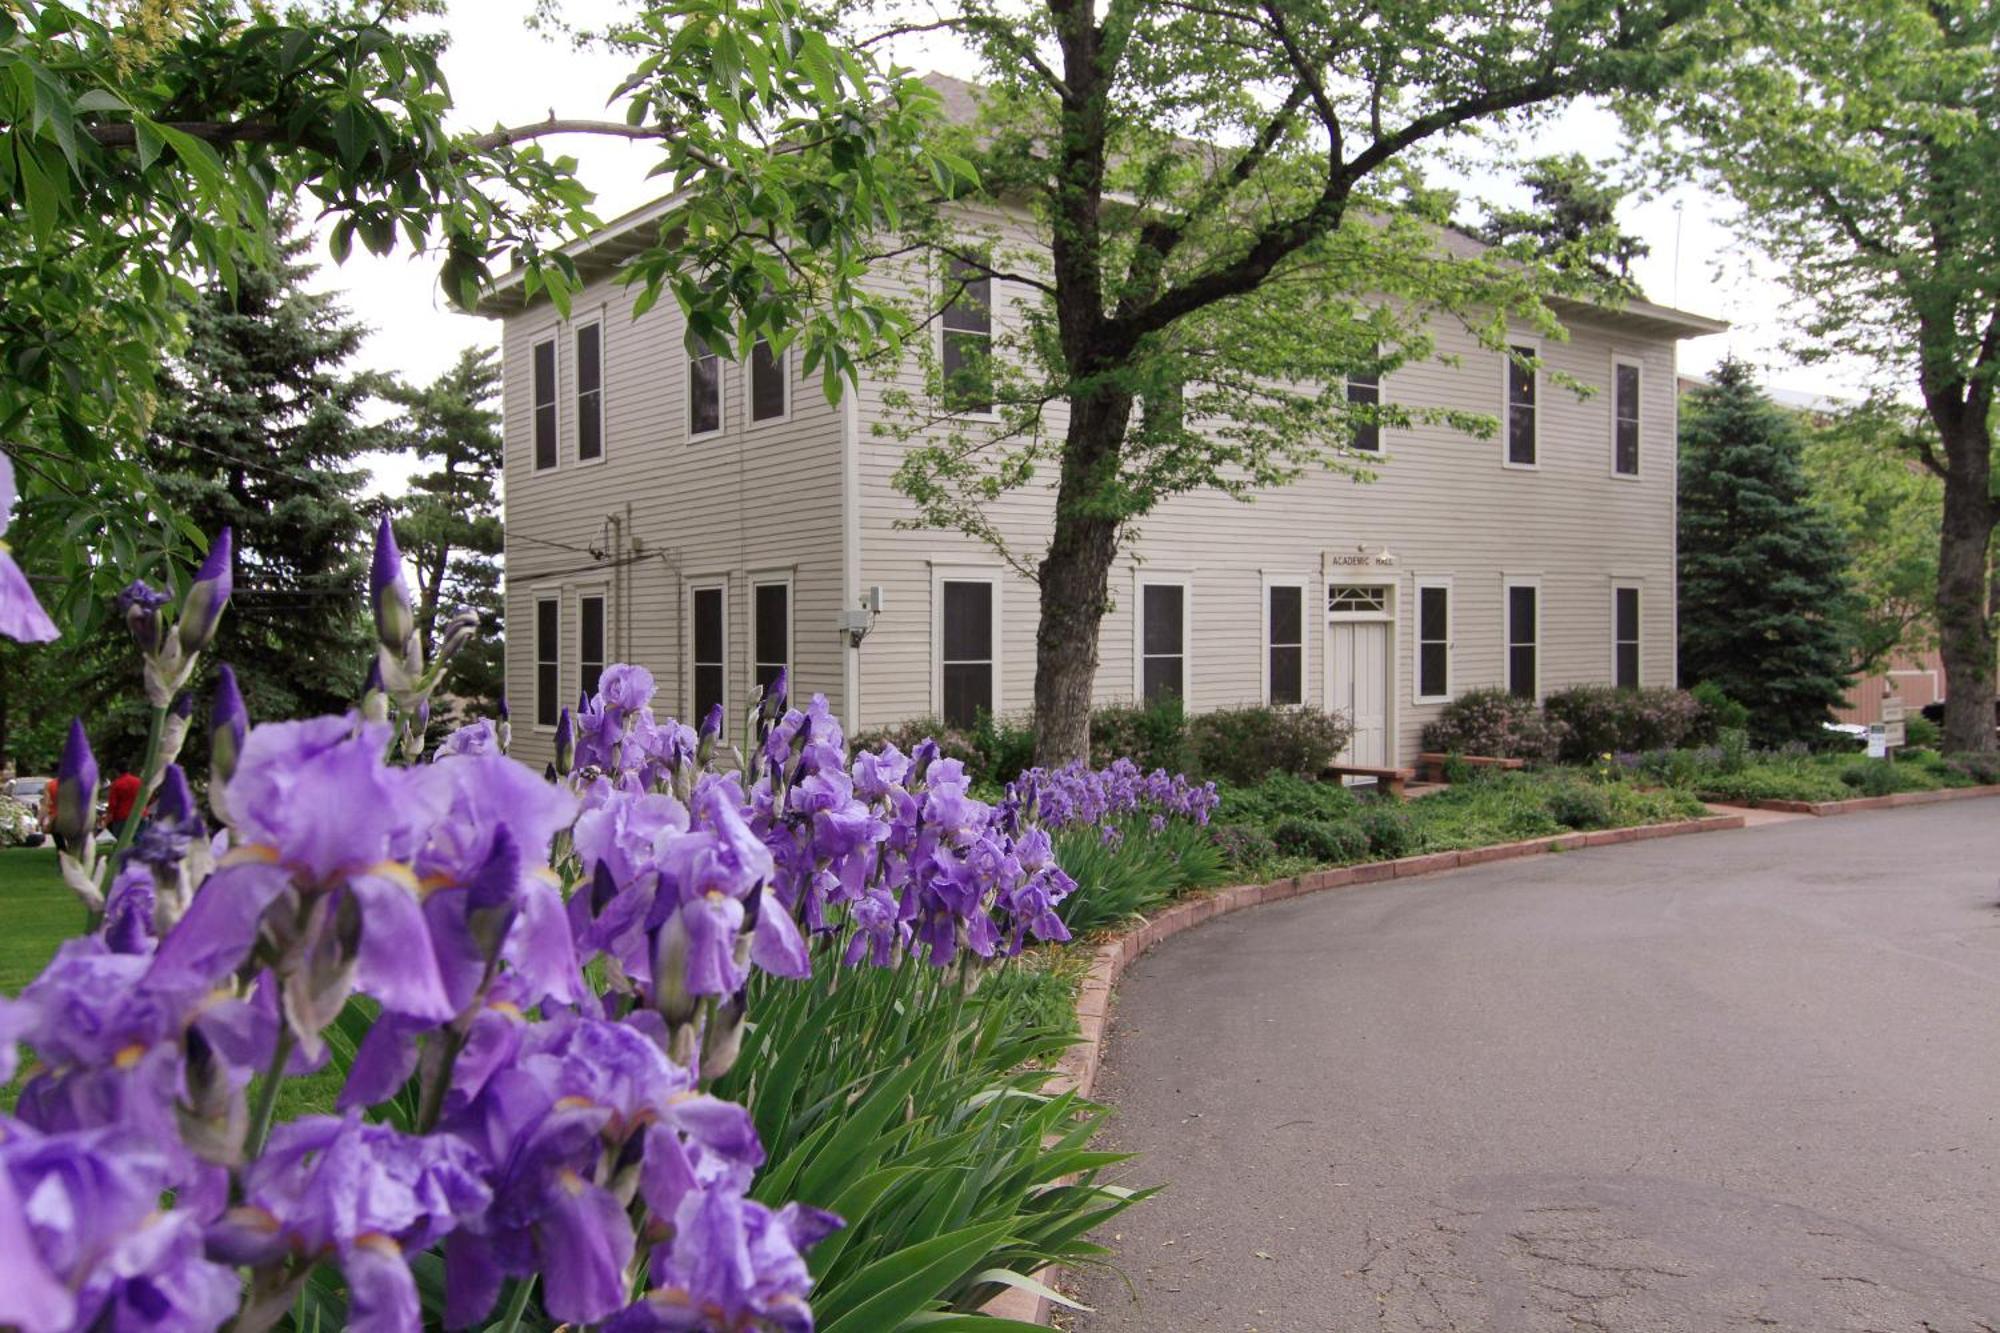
[983,809,1747,1325]
[1749,782,2000,817]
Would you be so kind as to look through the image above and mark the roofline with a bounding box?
[473,190,687,318]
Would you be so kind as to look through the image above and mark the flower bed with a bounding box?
[1612,743,2000,805]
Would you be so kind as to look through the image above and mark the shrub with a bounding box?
[1356,805,1416,857]
[1420,688,1566,762]
[1903,713,1941,748]
[971,710,1039,785]
[1543,685,1705,762]
[852,715,982,774]
[1187,705,1351,785]
[1687,680,1751,742]
[1209,821,1278,871]
[1089,696,1192,773]
[1214,771,1360,826]
[1545,782,1613,829]
[1944,751,2000,785]
[1270,816,1371,863]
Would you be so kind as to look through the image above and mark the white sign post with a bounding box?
[1866,723,1888,760]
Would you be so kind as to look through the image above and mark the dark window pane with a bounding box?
[1347,373,1380,452]
[1615,587,1639,642]
[755,663,786,696]
[577,325,602,461]
[533,341,557,469]
[1420,642,1449,699]
[689,348,720,435]
[1269,645,1302,705]
[751,340,786,421]
[1508,405,1536,464]
[755,583,788,667]
[577,325,601,392]
[694,664,725,724]
[1508,348,1536,405]
[580,661,602,697]
[1508,586,1537,645]
[1616,363,1640,416]
[1143,585,1183,656]
[535,599,559,726]
[537,664,559,726]
[1143,655,1184,703]
[578,398,602,460]
[941,663,992,728]
[942,582,993,661]
[1615,418,1639,475]
[693,588,723,662]
[580,596,605,698]
[1419,586,1447,642]
[942,261,991,332]
[1508,646,1537,699]
[1616,641,1640,690]
[942,330,992,414]
[1269,585,1302,647]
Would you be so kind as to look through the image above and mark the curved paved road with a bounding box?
[1073,803,2000,1332]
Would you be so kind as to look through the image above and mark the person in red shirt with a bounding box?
[106,771,141,832]
[43,776,61,852]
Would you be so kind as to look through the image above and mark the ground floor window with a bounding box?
[1141,582,1187,703]
[1267,583,1303,705]
[1506,581,1539,700]
[691,584,726,725]
[579,593,605,700]
[535,596,560,726]
[939,578,995,728]
[754,580,789,699]
[1614,584,1641,688]
[1417,581,1450,701]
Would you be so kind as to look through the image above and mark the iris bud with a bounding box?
[361,658,389,724]
[177,528,233,655]
[54,718,98,847]
[554,707,575,776]
[435,605,480,664]
[369,515,415,654]
[154,763,197,826]
[761,666,789,718]
[209,665,247,787]
[115,581,171,657]
[651,914,699,1026]
[700,987,749,1083]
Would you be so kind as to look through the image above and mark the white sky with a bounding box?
[329,1,1852,496]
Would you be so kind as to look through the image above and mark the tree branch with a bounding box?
[87,115,688,156]
[861,18,1070,99]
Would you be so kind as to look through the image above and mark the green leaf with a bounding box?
[815,1220,1016,1333]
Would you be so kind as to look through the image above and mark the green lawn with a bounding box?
[0,845,88,995]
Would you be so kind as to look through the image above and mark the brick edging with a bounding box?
[1748,782,2000,817]
[982,810,1746,1324]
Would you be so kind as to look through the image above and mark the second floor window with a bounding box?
[1613,360,1641,476]
[1507,346,1537,466]
[1347,369,1380,452]
[579,594,605,698]
[688,339,721,438]
[941,258,993,414]
[576,324,603,461]
[750,339,787,422]
[532,339,557,470]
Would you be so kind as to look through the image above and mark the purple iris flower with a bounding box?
[100,864,158,955]
[437,718,500,758]
[369,515,414,654]
[609,1188,840,1333]
[116,581,173,656]
[599,663,656,716]
[0,452,58,643]
[176,528,232,656]
[53,719,97,848]
[652,787,808,1011]
[0,1121,237,1333]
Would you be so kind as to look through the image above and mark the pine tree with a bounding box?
[1478,154,1651,299]
[1678,358,1856,746]
[383,347,506,717]
[146,217,378,727]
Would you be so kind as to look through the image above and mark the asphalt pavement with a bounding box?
[1072,802,2000,1332]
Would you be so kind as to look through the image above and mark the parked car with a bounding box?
[10,776,50,827]
[5,776,50,847]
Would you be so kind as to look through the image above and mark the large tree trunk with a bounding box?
[1935,418,1998,753]
[1032,389,1131,767]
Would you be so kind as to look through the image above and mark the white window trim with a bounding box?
[577,586,609,701]
[686,341,724,443]
[930,563,1004,720]
[533,591,561,731]
[1610,351,1643,480]
[1132,569,1193,703]
[1260,573,1311,707]
[1501,339,1541,471]
[1503,574,1544,702]
[1612,579,1643,688]
[749,570,795,701]
[574,319,607,468]
[746,339,793,428]
[531,333,559,474]
[686,577,730,723]
[937,261,1001,422]
[1413,575,1454,705]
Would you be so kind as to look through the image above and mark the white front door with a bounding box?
[1329,620,1391,767]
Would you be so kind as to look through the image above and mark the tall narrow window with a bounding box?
[1614,586,1641,688]
[1418,583,1450,701]
[532,339,557,471]
[692,586,725,724]
[1347,369,1380,452]
[1506,583,1538,700]
[1267,584,1303,705]
[575,323,603,461]
[941,258,993,414]
[1141,583,1186,703]
[1613,360,1641,476]
[754,582,789,697]
[688,338,721,437]
[1506,346,1537,466]
[750,340,787,422]
[535,597,560,726]
[940,580,994,728]
[579,594,605,699]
